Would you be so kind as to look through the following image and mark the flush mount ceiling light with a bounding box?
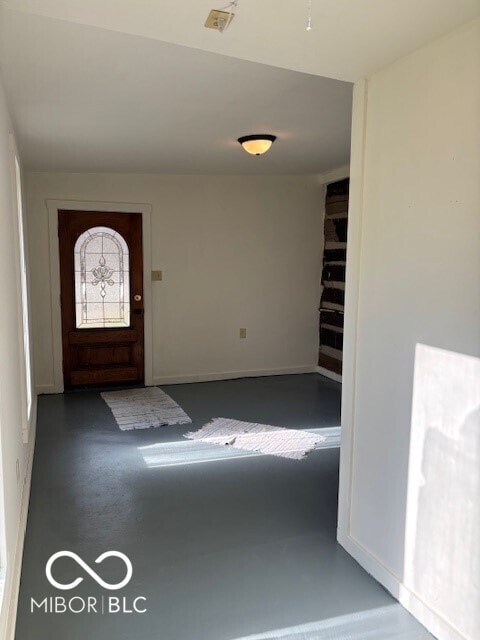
[238,134,277,156]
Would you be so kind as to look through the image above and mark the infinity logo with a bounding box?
[46,551,133,591]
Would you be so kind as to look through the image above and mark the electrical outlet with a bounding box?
[239,328,247,339]
[151,270,163,281]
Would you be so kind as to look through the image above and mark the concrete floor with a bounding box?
[15,374,433,639]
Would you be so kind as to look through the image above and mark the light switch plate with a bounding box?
[151,270,163,281]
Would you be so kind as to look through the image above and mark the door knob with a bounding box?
[134,294,142,302]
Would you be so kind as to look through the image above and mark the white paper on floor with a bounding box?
[185,417,326,460]
[101,387,192,431]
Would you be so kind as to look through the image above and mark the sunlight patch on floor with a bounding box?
[138,427,341,468]
[227,604,433,639]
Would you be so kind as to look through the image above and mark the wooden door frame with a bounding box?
[47,200,153,393]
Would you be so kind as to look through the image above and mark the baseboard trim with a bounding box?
[36,366,321,392]
[337,530,467,640]
[35,384,58,395]
[4,408,37,640]
[315,366,342,383]
[337,530,401,597]
[152,365,318,386]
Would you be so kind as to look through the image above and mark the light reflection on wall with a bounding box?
[405,344,480,639]
[137,427,341,469]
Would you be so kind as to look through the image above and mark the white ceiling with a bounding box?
[1,1,478,173]
[3,0,480,81]
[0,10,353,173]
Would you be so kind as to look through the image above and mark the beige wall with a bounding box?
[339,18,480,640]
[25,173,325,390]
[0,80,36,637]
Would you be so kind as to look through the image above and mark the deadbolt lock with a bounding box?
[134,294,142,302]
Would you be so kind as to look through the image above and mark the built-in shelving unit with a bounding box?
[318,178,349,375]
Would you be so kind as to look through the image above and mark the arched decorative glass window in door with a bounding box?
[74,226,130,329]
